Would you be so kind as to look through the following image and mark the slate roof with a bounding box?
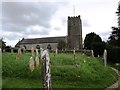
[18,36,66,45]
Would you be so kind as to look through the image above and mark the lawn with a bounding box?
[2,52,118,88]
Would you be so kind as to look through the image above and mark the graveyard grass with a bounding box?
[2,52,118,88]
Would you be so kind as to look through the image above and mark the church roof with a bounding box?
[18,36,66,45]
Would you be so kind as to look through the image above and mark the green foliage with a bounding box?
[47,44,52,50]
[84,32,106,57]
[108,3,120,46]
[84,32,102,50]
[91,42,106,57]
[57,40,66,50]
[108,27,120,46]
[0,39,6,51]
[5,46,11,52]
[2,53,118,88]
[107,45,120,63]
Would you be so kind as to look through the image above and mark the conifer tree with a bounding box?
[108,2,120,46]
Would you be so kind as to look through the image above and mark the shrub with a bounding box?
[91,42,106,57]
[107,45,120,63]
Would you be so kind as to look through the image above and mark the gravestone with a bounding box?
[35,56,39,68]
[0,48,1,53]
[103,49,107,67]
[84,60,86,63]
[29,57,34,72]
[98,55,100,57]
[22,46,26,53]
[91,50,94,57]
[16,48,21,60]
[36,48,39,56]
[11,49,13,53]
[73,48,75,60]
[40,48,43,59]
[31,47,34,57]
[56,48,58,55]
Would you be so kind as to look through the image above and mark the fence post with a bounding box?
[41,49,52,90]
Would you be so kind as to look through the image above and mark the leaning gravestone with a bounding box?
[103,49,107,67]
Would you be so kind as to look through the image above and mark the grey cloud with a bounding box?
[2,32,23,40]
[25,26,49,35]
[2,2,59,41]
[99,31,111,41]
[61,17,67,26]
[54,27,61,31]
[83,19,91,27]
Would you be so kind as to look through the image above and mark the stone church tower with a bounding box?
[67,15,82,50]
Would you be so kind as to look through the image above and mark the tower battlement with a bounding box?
[68,15,80,19]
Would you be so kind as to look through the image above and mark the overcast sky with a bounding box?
[1,0,119,47]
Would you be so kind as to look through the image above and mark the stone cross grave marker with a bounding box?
[103,49,107,67]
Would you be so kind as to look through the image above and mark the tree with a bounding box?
[91,42,106,57]
[84,32,102,49]
[108,3,120,46]
[47,44,51,50]
[84,32,106,57]
[0,39,6,52]
[57,40,66,50]
[36,45,40,49]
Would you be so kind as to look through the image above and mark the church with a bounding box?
[15,15,83,50]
